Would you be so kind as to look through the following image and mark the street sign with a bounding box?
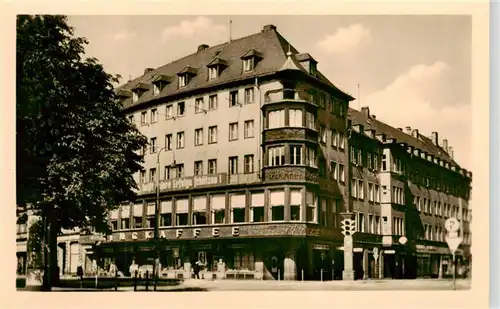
[445,235,463,254]
[399,236,408,245]
[445,218,460,233]
[373,247,379,261]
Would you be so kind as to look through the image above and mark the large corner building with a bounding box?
[16,24,472,281]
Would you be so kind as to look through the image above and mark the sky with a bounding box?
[67,15,472,171]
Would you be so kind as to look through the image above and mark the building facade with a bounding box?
[16,24,472,281]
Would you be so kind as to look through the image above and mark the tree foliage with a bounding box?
[16,15,147,234]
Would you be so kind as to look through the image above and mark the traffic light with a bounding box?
[341,219,356,236]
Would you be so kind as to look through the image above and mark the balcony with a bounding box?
[263,127,318,144]
[264,88,318,107]
[263,165,319,183]
[135,172,261,195]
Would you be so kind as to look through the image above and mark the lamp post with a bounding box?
[153,147,175,291]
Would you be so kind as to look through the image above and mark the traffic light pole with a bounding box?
[340,215,356,280]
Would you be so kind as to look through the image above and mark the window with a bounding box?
[209,95,218,110]
[151,109,158,123]
[176,132,184,149]
[133,91,139,103]
[177,102,185,116]
[128,115,134,123]
[121,218,130,229]
[166,104,174,119]
[268,109,285,128]
[153,84,160,96]
[358,180,364,199]
[319,158,326,177]
[244,155,254,174]
[140,170,146,184]
[320,199,327,226]
[368,214,374,233]
[208,159,217,174]
[290,189,301,221]
[141,111,147,125]
[195,128,203,146]
[133,204,143,229]
[208,126,218,144]
[230,193,246,223]
[251,192,265,223]
[229,90,239,107]
[382,154,387,171]
[289,108,303,127]
[368,183,374,202]
[330,161,338,180]
[243,58,254,72]
[176,198,189,226]
[192,196,207,225]
[373,153,378,170]
[176,164,184,178]
[270,190,285,221]
[290,145,302,165]
[150,137,157,153]
[351,146,357,164]
[367,153,372,169]
[306,191,317,222]
[306,147,317,167]
[165,134,173,151]
[111,221,118,231]
[229,156,238,175]
[339,164,345,182]
[351,180,357,198]
[244,120,254,138]
[195,98,205,113]
[319,125,326,143]
[211,194,225,224]
[268,146,285,166]
[244,87,254,103]
[319,93,326,109]
[208,66,218,80]
[194,161,203,176]
[375,216,381,234]
[339,133,345,149]
[331,130,338,147]
[358,213,365,232]
[229,122,239,141]
[149,168,156,183]
[164,165,171,180]
[306,112,315,130]
[179,75,187,87]
[145,203,155,228]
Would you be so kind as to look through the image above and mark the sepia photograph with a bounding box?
[4,3,491,307]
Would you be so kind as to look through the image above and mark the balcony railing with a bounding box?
[264,88,318,105]
[135,172,261,195]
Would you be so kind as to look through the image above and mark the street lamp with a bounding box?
[153,146,175,291]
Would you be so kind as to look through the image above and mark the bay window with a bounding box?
[289,145,302,165]
[306,191,317,223]
[289,108,303,127]
[268,109,285,129]
[268,146,285,166]
[290,189,302,221]
[270,190,285,221]
[306,112,315,130]
[305,147,317,167]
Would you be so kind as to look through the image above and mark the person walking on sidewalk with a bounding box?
[193,261,201,279]
[76,262,84,288]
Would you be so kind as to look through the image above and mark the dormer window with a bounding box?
[207,56,228,80]
[116,89,133,104]
[296,53,318,77]
[177,66,197,88]
[152,74,171,96]
[131,82,151,103]
[241,49,263,73]
[310,62,317,76]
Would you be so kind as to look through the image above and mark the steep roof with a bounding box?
[348,107,462,169]
[116,25,353,111]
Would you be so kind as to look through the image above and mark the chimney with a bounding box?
[431,132,439,146]
[197,44,209,52]
[405,126,412,135]
[411,129,419,138]
[448,146,454,159]
[442,139,449,152]
[144,68,154,74]
[262,24,277,32]
[361,107,370,118]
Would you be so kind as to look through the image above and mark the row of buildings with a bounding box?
[16,24,472,281]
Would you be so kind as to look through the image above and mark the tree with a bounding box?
[16,15,147,289]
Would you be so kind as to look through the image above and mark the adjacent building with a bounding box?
[16,24,472,281]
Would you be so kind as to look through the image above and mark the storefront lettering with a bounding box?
[212,228,220,237]
[232,227,239,236]
[193,229,201,238]
[160,231,167,238]
[132,232,138,240]
[145,231,153,239]
[154,173,227,193]
[176,229,183,238]
[119,233,126,241]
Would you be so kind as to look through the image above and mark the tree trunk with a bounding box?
[42,218,60,290]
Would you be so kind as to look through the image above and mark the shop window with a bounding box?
[233,251,255,271]
[270,190,285,221]
[251,191,265,223]
[290,189,302,221]
[231,193,246,223]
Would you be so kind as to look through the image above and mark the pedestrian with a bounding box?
[76,262,84,288]
[193,261,201,279]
